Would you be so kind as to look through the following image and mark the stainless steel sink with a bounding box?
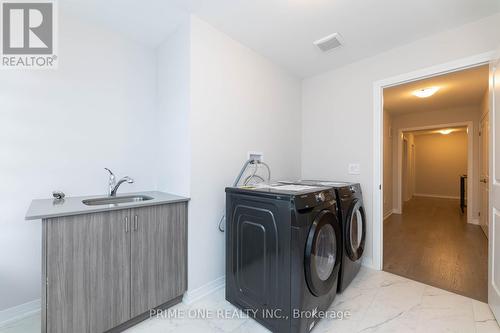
[82,195,154,206]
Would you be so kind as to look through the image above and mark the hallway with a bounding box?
[384,197,488,302]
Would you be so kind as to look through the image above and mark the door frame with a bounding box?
[401,137,409,206]
[372,51,496,271]
[395,122,473,220]
[479,111,490,237]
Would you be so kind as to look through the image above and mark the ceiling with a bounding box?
[61,0,500,77]
[60,0,190,46]
[384,65,489,115]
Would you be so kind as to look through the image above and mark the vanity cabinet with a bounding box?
[130,204,187,317]
[41,202,187,333]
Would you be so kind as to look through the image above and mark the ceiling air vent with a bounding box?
[313,33,343,52]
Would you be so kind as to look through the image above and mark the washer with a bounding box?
[291,181,366,293]
[225,184,342,333]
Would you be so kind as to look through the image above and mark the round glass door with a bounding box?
[314,224,336,280]
[345,200,366,261]
[305,210,341,296]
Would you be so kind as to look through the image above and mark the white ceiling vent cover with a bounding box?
[314,33,343,52]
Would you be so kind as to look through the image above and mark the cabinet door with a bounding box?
[130,203,187,317]
[45,210,131,333]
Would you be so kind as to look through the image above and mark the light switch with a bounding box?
[348,163,360,175]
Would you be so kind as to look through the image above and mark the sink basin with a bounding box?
[82,195,154,206]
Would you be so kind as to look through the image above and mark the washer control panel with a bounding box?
[315,192,326,202]
[295,189,335,210]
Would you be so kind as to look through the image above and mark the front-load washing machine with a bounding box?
[287,181,366,293]
[225,183,342,332]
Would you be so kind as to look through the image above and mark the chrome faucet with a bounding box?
[104,168,134,196]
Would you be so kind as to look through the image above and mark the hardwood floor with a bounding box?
[383,196,488,302]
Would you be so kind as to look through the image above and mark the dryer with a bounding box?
[290,181,366,293]
[225,184,341,332]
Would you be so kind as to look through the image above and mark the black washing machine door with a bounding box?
[345,199,366,261]
[305,209,342,297]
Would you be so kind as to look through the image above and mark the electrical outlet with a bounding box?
[348,163,360,175]
[248,151,263,162]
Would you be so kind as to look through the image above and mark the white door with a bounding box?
[481,112,489,237]
[489,54,500,319]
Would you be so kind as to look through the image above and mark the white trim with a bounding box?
[0,299,40,328]
[373,51,496,271]
[413,193,460,200]
[362,257,375,270]
[399,136,414,205]
[182,276,225,305]
[373,75,384,271]
[383,209,397,220]
[469,218,480,225]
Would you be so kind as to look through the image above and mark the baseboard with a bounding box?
[0,299,40,328]
[384,208,398,220]
[183,276,225,305]
[385,208,400,219]
[468,218,480,225]
[362,257,375,270]
[413,193,460,200]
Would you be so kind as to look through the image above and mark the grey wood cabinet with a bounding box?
[130,203,187,317]
[42,202,187,333]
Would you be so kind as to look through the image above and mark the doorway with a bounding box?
[380,64,490,301]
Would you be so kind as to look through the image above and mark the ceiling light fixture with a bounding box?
[439,129,452,135]
[412,86,440,98]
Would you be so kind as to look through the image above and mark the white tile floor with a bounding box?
[1,267,499,333]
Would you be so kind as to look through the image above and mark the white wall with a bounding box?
[0,13,158,311]
[302,13,500,267]
[414,131,468,198]
[188,16,302,293]
[4,5,498,314]
[157,20,191,197]
[2,11,302,314]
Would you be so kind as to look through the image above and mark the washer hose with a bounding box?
[218,159,271,232]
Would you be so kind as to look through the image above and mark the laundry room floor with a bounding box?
[1,267,498,333]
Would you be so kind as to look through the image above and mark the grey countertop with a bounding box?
[25,191,189,220]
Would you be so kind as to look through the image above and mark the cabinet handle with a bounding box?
[134,215,138,231]
[125,216,129,233]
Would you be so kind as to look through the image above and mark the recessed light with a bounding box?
[413,87,440,98]
[439,129,452,135]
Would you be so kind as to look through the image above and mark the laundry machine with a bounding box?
[225,183,342,332]
[288,181,366,293]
